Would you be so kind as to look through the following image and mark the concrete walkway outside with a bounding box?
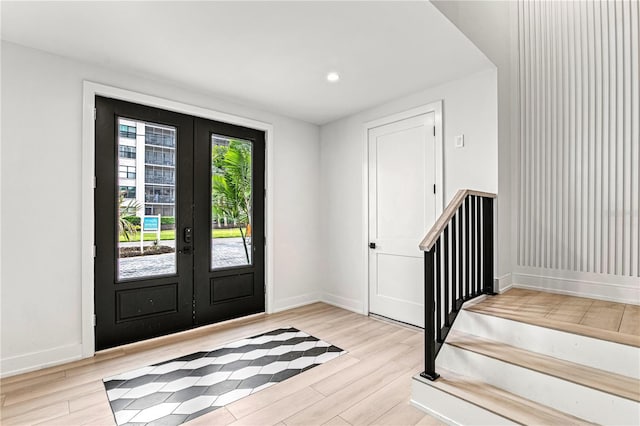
[118,237,251,280]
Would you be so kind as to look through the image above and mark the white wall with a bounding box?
[319,68,498,312]
[431,0,517,290]
[0,41,321,376]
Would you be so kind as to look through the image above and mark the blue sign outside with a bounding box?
[143,216,159,231]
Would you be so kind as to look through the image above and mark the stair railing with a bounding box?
[419,189,497,381]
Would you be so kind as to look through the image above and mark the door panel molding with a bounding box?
[116,283,179,322]
[82,81,274,358]
[362,101,443,320]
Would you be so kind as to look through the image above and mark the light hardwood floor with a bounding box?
[0,303,443,426]
[468,288,640,347]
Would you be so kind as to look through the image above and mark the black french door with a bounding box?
[193,118,265,326]
[94,97,265,351]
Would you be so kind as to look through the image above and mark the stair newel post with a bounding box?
[482,197,496,295]
[421,248,440,381]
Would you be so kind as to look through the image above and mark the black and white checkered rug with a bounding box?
[103,327,345,425]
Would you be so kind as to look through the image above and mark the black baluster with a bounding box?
[465,197,470,300]
[471,196,477,297]
[421,249,439,381]
[473,197,482,296]
[458,206,464,303]
[451,215,457,312]
[443,225,450,326]
[435,239,442,343]
[477,197,483,295]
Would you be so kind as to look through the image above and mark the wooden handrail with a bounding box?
[419,189,496,251]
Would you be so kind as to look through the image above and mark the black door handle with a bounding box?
[369,242,376,249]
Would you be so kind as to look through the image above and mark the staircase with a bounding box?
[411,303,640,425]
[411,190,640,425]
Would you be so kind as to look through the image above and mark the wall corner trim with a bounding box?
[496,273,513,293]
[270,293,322,313]
[321,292,365,314]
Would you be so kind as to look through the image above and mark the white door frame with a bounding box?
[361,101,444,317]
[81,81,275,358]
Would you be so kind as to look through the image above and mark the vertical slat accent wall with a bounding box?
[518,0,639,277]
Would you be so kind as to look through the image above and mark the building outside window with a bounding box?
[117,120,176,219]
[145,126,175,148]
[118,165,136,180]
[119,124,136,139]
[119,145,136,159]
[119,186,136,199]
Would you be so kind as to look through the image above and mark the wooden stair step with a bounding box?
[429,368,594,425]
[465,304,640,348]
[446,330,640,402]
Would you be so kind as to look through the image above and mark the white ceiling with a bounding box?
[1,1,494,125]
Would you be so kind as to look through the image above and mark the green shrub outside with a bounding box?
[123,216,140,226]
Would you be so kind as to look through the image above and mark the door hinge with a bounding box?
[433,126,436,136]
[92,314,96,326]
[433,184,436,194]
[94,107,97,121]
[93,245,97,258]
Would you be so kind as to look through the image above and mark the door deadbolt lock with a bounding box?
[184,227,192,243]
[369,242,376,249]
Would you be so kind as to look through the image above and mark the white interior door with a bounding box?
[368,112,436,327]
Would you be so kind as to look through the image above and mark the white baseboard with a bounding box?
[2,294,321,378]
[512,272,640,305]
[1,343,83,378]
[495,273,513,293]
[321,292,364,314]
[270,292,321,313]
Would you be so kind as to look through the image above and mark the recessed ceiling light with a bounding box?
[326,72,340,83]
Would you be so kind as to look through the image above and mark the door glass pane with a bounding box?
[117,118,177,280]
[211,135,253,269]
